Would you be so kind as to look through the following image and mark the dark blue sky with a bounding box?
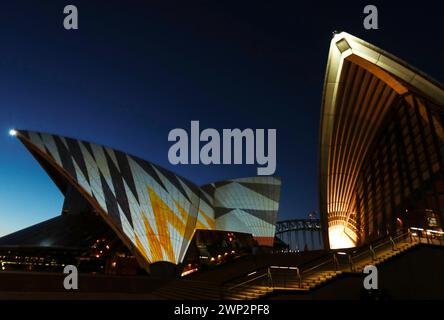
[0,1,443,236]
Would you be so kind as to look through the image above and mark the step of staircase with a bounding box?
[149,280,222,300]
[149,240,422,300]
[231,241,420,299]
[224,285,272,300]
[353,242,419,272]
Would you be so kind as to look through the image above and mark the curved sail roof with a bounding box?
[319,32,444,249]
[14,130,281,270]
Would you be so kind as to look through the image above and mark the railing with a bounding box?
[409,227,444,246]
[220,267,270,299]
[220,228,444,297]
[268,266,301,289]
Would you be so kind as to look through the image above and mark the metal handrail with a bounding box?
[221,229,441,296]
[369,245,376,261]
[393,231,410,242]
[409,227,444,246]
[350,230,410,262]
[296,267,302,288]
[350,247,373,263]
[227,272,268,291]
[297,230,414,282]
[220,266,268,288]
[348,254,354,272]
[269,266,301,288]
[333,253,339,271]
[300,257,334,276]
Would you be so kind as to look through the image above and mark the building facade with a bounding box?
[13,130,281,272]
[320,32,444,249]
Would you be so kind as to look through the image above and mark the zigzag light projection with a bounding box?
[15,130,281,270]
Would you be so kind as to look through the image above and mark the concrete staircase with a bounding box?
[148,279,272,300]
[268,269,343,292]
[221,236,421,299]
[352,241,418,272]
[223,285,273,300]
[148,279,221,300]
[293,270,343,291]
[148,233,434,300]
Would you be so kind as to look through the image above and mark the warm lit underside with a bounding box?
[319,32,444,249]
[328,225,355,249]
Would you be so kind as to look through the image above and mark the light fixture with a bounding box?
[9,129,17,136]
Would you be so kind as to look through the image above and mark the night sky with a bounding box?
[0,1,443,236]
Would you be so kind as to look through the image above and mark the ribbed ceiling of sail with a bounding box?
[326,57,400,233]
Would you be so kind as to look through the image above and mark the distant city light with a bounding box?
[9,129,17,136]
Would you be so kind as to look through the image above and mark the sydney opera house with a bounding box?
[0,130,281,275]
[320,32,444,250]
[1,32,444,299]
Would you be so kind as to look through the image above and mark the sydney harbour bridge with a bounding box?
[275,213,323,251]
